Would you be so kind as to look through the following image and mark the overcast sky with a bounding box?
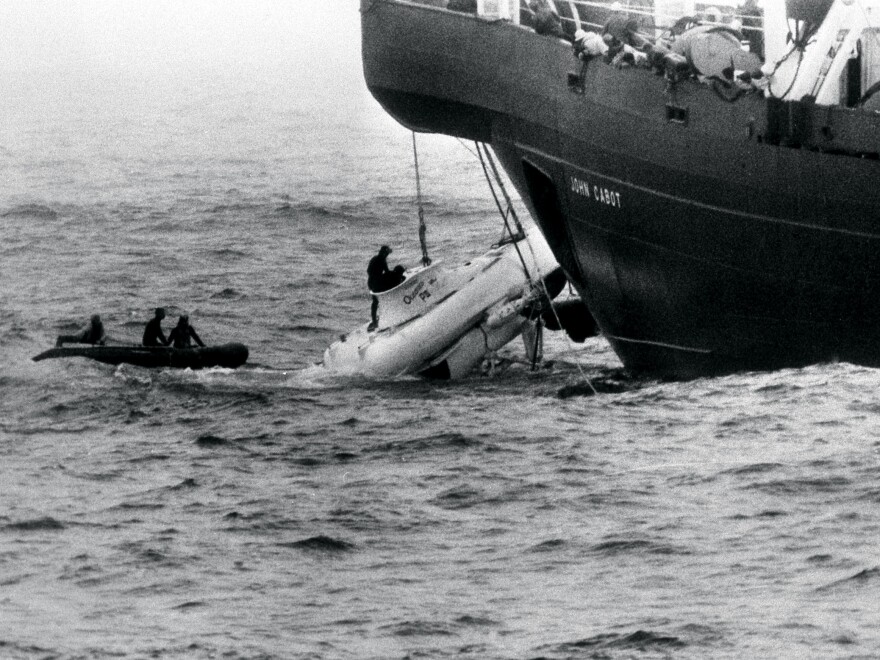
[0,0,361,79]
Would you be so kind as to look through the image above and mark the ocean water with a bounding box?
[3,11,880,660]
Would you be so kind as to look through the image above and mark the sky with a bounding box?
[0,0,381,131]
[0,1,363,82]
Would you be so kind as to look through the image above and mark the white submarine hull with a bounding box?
[323,227,561,379]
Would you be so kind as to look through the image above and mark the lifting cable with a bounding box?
[473,142,597,393]
[475,142,531,282]
[482,143,525,239]
[458,139,596,392]
[412,132,432,267]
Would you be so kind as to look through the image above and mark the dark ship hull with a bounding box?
[362,0,880,379]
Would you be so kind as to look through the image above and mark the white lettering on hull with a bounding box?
[570,175,622,209]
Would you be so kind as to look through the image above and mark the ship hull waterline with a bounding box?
[361,0,880,379]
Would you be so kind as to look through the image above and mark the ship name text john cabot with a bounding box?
[570,175,622,209]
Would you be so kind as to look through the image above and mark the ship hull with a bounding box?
[362,0,880,378]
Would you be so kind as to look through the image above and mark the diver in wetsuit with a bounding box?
[368,245,392,331]
[142,307,169,347]
[55,314,107,347]
[367,245,405,331]
[167,315,205,349]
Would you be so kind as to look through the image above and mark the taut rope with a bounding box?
[412,132,432,267]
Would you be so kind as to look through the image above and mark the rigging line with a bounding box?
[770,46,805,100]
[528,256,600,395]
[474,141,516,242]
[469,143,597,394]
[455,137,480,159]
[482,144,525,238]
[457,138,505,241]
[474,142,508,230]
[480,141,527,249]
[412,132,431,267]
[497,194,598,393]
[479,144,599,394]
[518,230,600,394]
[475,142,532,281]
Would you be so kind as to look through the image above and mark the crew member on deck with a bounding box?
[446,0,477,12]
[738,0,764,60]
[168,315,205,349]
[56,314,107,347]
[603,10,649,50]
[142,307,169,347]
[367,245,405,331]
[529,0,565,39]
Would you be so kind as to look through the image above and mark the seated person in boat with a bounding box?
[367,245,405,330]
[167,315,205,349]
[55,314,107,347]
[142,307,169,347]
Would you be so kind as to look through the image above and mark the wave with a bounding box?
[196,434,229,447]
[258,196,430,224]
[381,620,455,637]
[202,195,415,222]
[210,287,247,300]
[429,485,485,510]
[746,476,852,496]
[807,553,834,563]
[722,462,785,476]
[817,566,880,592]
[454,615,497,627]
[1,203,58,220]
[108,502,165,511]
[167,478,198,491]
[0,641,57,657]
[327,507,380,531]
[283,535,355,553]
[371,433,486,457]
[2,516,65,532]
[0,322,34,342]
[557,371,642,398]
[208,202,259,215]
[277,323,330,334]
[530,538,567,552]
[589,537,689,557]
[211,248,249,259]
[548,630,686,654]
[173,600,208,610]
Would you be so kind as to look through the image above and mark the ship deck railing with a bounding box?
[393,0,764,37]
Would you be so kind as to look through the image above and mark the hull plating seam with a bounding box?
[603,334,713,354]
[514,142,880,240]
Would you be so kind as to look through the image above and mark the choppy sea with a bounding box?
[3,24,880,660]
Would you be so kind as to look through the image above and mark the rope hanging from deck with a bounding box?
[475,142,531,284]
[412,132,432,267]
[479,142,526,241]
[473,140,598,393]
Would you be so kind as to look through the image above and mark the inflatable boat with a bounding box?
[32,342,249,370]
